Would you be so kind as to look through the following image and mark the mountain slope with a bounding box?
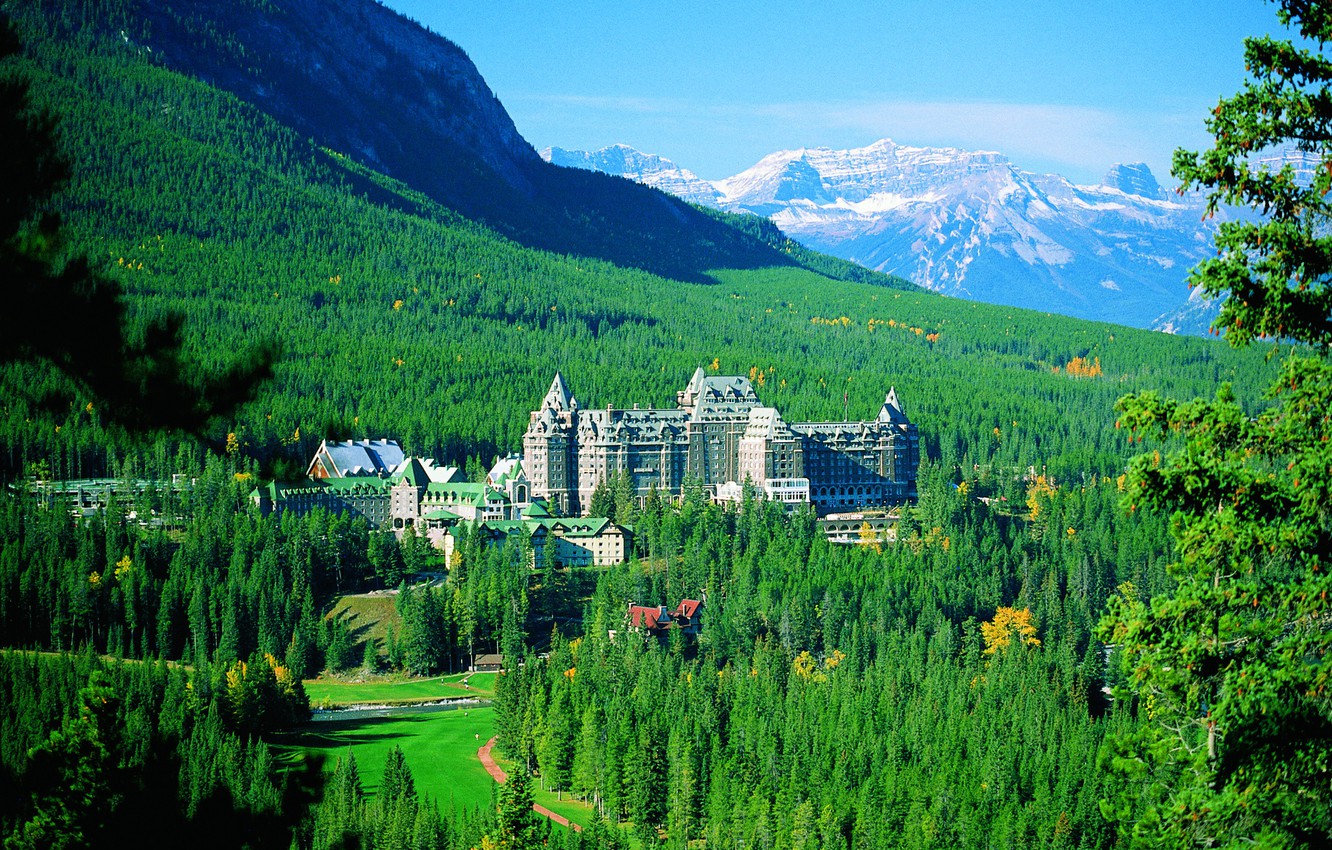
[1,0,1276,485]
[43,0,912,287]
[553,139,1226,330]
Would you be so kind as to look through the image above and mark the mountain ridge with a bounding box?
[543,140,1225,332]
[69,0,916,288]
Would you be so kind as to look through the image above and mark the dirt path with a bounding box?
[477,736,583,833]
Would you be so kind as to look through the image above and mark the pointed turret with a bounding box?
[689,365,706,391]
[676,366,707,409]
[877,387,909,424]
[392,457,432,488]
[543,372,573,411]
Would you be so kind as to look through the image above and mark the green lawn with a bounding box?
[304,671,496,708]
[460,672,496,697]
[278,700,614,837]
[277,706,497,813]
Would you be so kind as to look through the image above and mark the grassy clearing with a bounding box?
[304,676,459,707]
[460,671,496,696]
[304,670,496,708]
[276,706,497,813]
[326,593,400,652]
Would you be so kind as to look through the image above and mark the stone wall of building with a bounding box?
[523,369,919,516]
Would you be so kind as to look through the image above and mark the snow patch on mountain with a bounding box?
[546,137,1230,331]
[542,145,722,206]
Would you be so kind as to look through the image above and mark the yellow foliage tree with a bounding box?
[1063,355,1103,378]
[793,649,844,682]
[981,607,1041,655]
[857,521,882,554]
[792,650,819,680]
[1025,474,1056,519]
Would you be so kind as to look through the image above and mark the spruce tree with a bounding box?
[496,766,540,850]
[311,751,364,850]
[1101,2,1332,846]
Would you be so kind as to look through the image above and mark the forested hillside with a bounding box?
[17,0,911,287]
[0,0,1306,848]
[0,0,1275,482]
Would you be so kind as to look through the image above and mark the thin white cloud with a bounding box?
[528,93,696,114]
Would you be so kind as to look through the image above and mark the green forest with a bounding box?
[0,0,1327,848]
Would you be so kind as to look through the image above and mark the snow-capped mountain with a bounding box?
[542,145,723,206]
[1152,284,1221,336]
[548,139,1225,331]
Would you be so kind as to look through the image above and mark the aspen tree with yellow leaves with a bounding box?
[980,606,1041,655]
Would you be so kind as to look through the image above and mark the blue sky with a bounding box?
[383,1,1283,185]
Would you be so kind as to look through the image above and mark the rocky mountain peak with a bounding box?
[549,139,1224,331]
[1101,162,1167,200]
[542,145,722,206]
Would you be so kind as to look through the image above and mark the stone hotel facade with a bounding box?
[523,369,919,516]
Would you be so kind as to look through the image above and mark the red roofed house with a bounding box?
[624,598,704,638]
[670,599,704,635]
[627,604,672,633]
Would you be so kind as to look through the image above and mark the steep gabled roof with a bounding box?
[308,439,405,478]
[687,366,706,395]
[672,599,703,621]
[389,457,461,488]
[627,604,671,631]
[488,455,525,486]
[542,372,573,411]
[743,406,795,440]
[390,457,432,488]
[876,387,910,425]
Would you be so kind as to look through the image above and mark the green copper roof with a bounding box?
[523,498,554,519]
[390,457,433,487]
[470,516,624,538]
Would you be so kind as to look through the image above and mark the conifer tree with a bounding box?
[0,14,273,435]
[494,766,540,850]
[612,469,637,526]
[537,682,575,799]
[6,673,121,850]
[373,746,418,850]
[1101,2,1332,846]
[312,751,364,850]
[588,478,616,521]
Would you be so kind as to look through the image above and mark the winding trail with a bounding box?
[477,736,582,833]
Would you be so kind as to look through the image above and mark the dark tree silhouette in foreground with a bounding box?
[1,15,273,436]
